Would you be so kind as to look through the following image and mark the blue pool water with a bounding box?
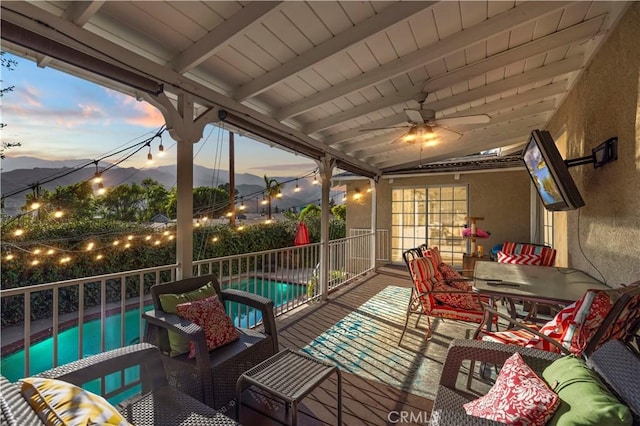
[1,278,305,383]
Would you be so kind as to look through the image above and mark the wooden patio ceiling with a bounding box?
[0,1,631,177]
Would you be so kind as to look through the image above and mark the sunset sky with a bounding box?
[1,53,316,178]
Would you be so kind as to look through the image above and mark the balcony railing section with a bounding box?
[1,233,377,379]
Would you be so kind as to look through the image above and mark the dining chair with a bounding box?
[468,281,640,387]
[399,248,492,343]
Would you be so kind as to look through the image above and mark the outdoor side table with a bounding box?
[235,348,342,425]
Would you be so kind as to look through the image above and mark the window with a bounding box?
[542,208,554,248]
[391,185,468,267]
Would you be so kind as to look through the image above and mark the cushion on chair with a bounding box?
[409,257,438,312]
[432,280,480,311]
[20,377,131,426]
[176,294,240,359]
[463,352,559,425]
[159,281,216,357]
[437,263,471,291]
[497,251,542,266]
[542,355,632,426]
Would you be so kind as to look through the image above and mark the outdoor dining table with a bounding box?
[472,262,611,330]
[472,261,610,304]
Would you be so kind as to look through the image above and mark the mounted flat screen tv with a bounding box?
[522,130,585,211]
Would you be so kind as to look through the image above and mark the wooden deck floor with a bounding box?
[233,268,478,426]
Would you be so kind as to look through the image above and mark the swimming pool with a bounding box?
[1,278,305,383]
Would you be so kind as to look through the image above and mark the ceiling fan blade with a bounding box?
[436,114,491,126]
[436,126,463,139]
[404,109,424,124]
[358,126,410,131]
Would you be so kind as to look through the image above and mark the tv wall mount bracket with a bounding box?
[564,137,618,169]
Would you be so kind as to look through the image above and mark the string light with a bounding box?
[294,180,301,192]
[46,249,55,255]
[276,189,283,198]
[95,254,104,260]
[124,242,131,249]
[154,240,161,246]
[145,235,152,241]
[93,162,102,183]
[13,229,24,237]
[113,240,120,246]
[127,235,134,241]
[158,135,165,157]
[237,225,245,231]
[212,237,219,242]
[33,249,42,255]
[30,201,41,210]
[31,259,40,266]
[147,143,153,163]
[261,196,267,205]
[239,200,246,211]
[264,219,273,224]
[5,253,15,261]
[353,188,362,201]
[86,242,95,251]
[59,256,71,264]
[313,174,319,185]
[54,209,64,218]
[97,182,106,195]
[168,235,174,241]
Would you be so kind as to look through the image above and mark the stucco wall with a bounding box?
[346,170,531,263]
[546,3,640,286]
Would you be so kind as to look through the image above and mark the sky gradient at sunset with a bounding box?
[1,53,316,177]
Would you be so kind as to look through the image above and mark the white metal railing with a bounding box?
[1,236,375,378]
[349,228,390,261]
[1,264,178,378]
[327,232,375,291]
[193,243,322,322]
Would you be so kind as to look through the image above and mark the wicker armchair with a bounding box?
[143,274,279,409]
[429,339,640,425]
[0,343,237,426]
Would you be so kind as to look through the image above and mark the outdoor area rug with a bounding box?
[300,285,473,400]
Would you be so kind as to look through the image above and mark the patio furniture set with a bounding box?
[402,244,640,425]
[3,255,639,425]
[1,274,342,426]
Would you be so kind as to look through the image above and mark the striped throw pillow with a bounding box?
[497,251,542,266]
[21,377,130,426]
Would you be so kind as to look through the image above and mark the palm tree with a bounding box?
[263,175,283,219]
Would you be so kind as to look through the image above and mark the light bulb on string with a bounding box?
[13,229,24,237]
[97,182,106,195]
[294,180,301,192]
[239,200,246,211]
[30,201,41,210]
[261,196,267,205]
[33,249,42,255]
[5,253,15,261]
[158,135,165,157]
[147,149,153,164]
[168,235,174,241]
[313,174,319,185]
[113,240,120,246]
[145,235,152,241]
[212,237,219,242]
[95,254,104,260]
[93,162,102,183]
[46,249,55,256]
[237,225,245,231]
[31,259,40,266]
[54,208,64,218]
[353,188,362,201]
[154,240,161,246]
[124,242,131,249]
[276,189,283,198]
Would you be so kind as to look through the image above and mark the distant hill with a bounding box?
[1,157,322,215]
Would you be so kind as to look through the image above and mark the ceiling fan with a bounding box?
[365,93,492,144]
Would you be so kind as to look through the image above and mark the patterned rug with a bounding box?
[301,285,473,400]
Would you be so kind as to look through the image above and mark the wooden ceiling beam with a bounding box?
[171,2,282,74]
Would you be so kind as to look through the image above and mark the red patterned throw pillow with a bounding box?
[438,263,471,291]
[176,295,240,359]
[497,251,542,266]
[432,280,479,310]
[463,352,559,425]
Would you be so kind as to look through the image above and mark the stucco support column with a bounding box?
[142,92,220,279]
[317,156,335,301]
[369,177,378,271]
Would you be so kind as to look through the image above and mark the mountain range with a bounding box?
[1,156,323,215]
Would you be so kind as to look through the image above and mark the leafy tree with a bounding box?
[193,186,230,218]
[99,183,144,221]
[331,204,346,221]
[299,204,321,221]
[140,178,169,221]
[0,52,20,159]
[263,175,283,219]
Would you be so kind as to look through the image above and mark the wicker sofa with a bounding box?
[0,343,238,425]
[429,339,640,425]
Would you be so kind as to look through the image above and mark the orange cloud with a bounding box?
[126,102,164,127]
